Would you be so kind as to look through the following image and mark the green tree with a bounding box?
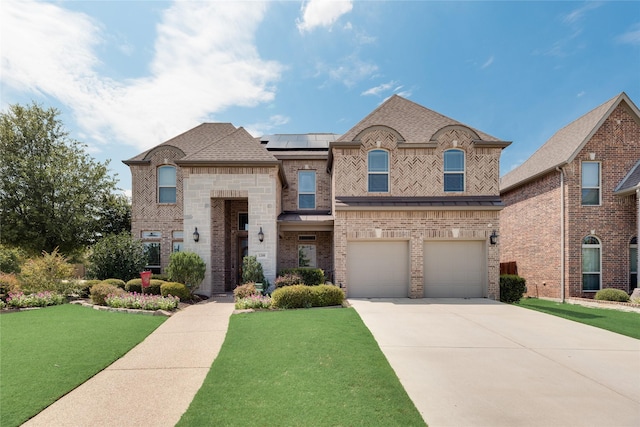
[87,232,147,282]
[97,193,132,237]
[0,102,118,256]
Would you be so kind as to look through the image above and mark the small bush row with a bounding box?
[104,292,179,311]
[595,288,630,302]
[277,268,325,286]
[5,291,65,308]
[271,284,344,309]
[500,275,527,303]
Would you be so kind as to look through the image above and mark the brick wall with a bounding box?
[280,159,332,211]
[130,146,184,273]
[501,103,639,298]
[277,231,333,279]
[333,209,501,298]
[333,127,502,197]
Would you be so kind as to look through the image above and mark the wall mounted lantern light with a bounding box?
[258,226,264,243]
[193,227,200,243]
[489,230,498,245]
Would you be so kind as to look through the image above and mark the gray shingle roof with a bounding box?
[179,127,278,164]
[500,92,638,192]
[337,95,502,143]
[615,159,640,195]
[124,123,239,163]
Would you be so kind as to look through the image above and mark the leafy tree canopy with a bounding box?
[0,102,119,256]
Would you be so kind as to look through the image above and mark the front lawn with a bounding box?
[178,308,426,426]
[0,304,166,427]
[518,298,640,339]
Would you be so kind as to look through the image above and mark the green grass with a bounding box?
[0,304,165,427]
[178,308,426,426]
[518,298,640,339]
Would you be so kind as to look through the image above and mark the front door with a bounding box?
[237,237,248,286]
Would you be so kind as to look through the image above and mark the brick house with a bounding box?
[124,95,511,298]
[500,92,640,299]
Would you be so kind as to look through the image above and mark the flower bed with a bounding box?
[5,291,65,308]
[104,292,179,311]
[235,294,272,310]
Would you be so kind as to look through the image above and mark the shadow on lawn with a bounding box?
[526,304,603,320]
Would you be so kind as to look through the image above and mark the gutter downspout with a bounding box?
[556,167,565,303]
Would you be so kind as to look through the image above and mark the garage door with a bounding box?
[424,241,485,298]
[347,241,410,298]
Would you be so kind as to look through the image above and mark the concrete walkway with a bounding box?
[24,295,235,427]
[349,298,640,427]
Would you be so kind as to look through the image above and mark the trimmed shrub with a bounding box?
[161,282,191,301]
[595,288,630,302]
[499,275,527,304]
[310,284,345,307]
[125,278,164,295]
[6,291,65,308]
[272,285,313,309]
[152,274,169,281]
[241,256,266,285]
[87,232,147,282]
[278,268,325,286]
[90,282,125,306]
[234,283,258,300]
[274,273,304,288]
[78,279,101,297]
[0,245,25,274]
[101,278,126,289]
[19,248,76,295]
[166,251,206,295]
[0,273,21,295]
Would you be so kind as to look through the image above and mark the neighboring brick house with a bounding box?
[500,92,640,299]
[124,95,511,298]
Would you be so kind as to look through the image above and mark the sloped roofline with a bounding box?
[500,92,640,193]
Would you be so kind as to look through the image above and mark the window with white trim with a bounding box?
[444,149,465,192]
[581,162,600,205]
[158,166,177,203]
[298,171,316,209]
[368,150,389,192]
[631,236,638,291]
[582,235,601,291]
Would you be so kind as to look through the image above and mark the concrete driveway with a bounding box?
[349,298,640,427]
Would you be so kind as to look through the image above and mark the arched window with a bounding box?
[368,150,389,192]
[158,166,177,203]
[444,149,465,192]
[631,236,638,291]
[582,235,601,291]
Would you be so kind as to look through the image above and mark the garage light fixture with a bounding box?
[193,227,200,243]
[258,226,264,243]
[490,230,498,245]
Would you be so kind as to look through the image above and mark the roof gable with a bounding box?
[179,127,278,164]
[337,95,502,143]
[615,159,640,196]
[500,92,640,192]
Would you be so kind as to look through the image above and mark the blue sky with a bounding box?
[2,0,639,196]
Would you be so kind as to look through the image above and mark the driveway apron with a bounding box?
[349,298,640,427]
[23,296,235,427]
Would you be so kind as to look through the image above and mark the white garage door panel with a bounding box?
[424,241,485,298]
[347,241,409,298]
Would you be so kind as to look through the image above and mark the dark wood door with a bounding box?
[237,237,248,286]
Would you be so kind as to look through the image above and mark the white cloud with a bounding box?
[481,55,494,69]
[1,0,283,152]
[361,81,397,96]
[245,114,291,137]
[563,2,602,24]
[297,0,353,33]
[617,23,640,46]
[577,91,586,98]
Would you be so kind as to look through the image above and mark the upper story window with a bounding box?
[298,171,316,209]
[582,235,601,291]
[158,166,177,204]
[444,149,465,192]
[368,150,389,192]
[581,162,600,205]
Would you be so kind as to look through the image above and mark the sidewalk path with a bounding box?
[24,295,235,427]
